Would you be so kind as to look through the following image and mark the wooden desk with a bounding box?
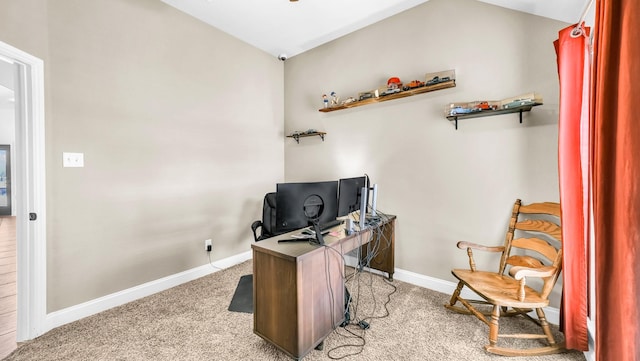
[252,216,395,359]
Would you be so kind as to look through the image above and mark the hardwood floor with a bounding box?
[0,217,16,359]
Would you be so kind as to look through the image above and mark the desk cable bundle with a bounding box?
[321,208,397,360]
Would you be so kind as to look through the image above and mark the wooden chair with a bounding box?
[445,199,564,356]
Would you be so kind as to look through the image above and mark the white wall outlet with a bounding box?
[63,152,84,167]
[205,239,212,251]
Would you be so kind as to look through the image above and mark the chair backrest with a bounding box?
[261,192,278,238]
[499,199,562,300]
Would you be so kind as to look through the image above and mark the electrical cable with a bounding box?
[206,251,223,270]
[327,269,396,359]
[320,235,355,333]
[325,205,397,359]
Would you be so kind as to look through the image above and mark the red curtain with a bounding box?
[592,0,640,360]
[554,24,590,351]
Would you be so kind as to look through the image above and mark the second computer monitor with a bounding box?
[337,176,368,217]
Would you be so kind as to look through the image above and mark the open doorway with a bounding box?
[0,62,15,217]
[0,41,47,347]
[0,64,16,358]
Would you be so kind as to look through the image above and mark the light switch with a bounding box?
[63,152,84,168]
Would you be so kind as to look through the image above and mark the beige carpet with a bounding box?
[3,260,586,360]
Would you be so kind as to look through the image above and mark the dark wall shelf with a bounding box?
[446,103,542,130]
[286,131,326,143]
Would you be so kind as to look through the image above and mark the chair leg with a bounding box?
[488,305,501,347]
[535,308,557,346]
[484,307,565,356]
[444,281,472,314]
[448,281,464,307]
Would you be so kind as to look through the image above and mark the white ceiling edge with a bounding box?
[161,0,591,59]
[161,0,430,58]
[477,0,589,25]
[284,0,431,57]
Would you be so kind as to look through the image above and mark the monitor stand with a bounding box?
[303,195,325,246]
[309,218,325,245]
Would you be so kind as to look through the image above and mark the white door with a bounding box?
[0,41,47,343]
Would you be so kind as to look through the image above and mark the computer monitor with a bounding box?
[337,176,368,217]
[275,181,339,233]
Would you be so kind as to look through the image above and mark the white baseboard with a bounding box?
[45,252,559,336]
[45,251,252,333]
[345,256,560,325]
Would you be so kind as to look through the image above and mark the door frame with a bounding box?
[0,41,46,341]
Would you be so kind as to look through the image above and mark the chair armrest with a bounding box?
[251,220,262,232]
[251,220,263,242]
[456,241,505,272]
[511,266,556,280]
[456,241,505,253]
[511,266,556,302]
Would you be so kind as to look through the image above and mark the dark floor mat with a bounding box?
[228,274,253,313]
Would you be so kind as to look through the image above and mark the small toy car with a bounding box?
[403,80,425,91]
[359,92,376,100]
[449,106,481,116]
[342,97,357,105]
[474,101,497,111]
[503,99,536,109]
[426,76,452,86]
[381,88,402,96]
[381,77,403,96]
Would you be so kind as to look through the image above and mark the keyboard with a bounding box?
[277,220,344,244]
[278,229,331,243]
[317,219,344,231]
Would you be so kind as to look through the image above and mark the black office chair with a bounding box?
[231,192,281,314]
[251,192,282,242]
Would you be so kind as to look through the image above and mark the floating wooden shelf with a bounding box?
[445,103,542,130]
[286,131,326,143]
[318,80,456,113]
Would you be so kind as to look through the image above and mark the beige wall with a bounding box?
[0,0,284,312]
[0,0,49,61]
[0,0,569,313]
[284,0,566,305]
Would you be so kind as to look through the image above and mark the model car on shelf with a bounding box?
[426,76,451,86]
[503,98,536,109]
[381,88,402,96]
[403,80,425,91]
[342,96,357,105]
[449,106,481,116]
[473,101,498,111]
[381,77,403,96]
[358,91,376,100]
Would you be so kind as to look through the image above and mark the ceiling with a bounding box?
[160,0,588,59]
[0,1,589,106]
